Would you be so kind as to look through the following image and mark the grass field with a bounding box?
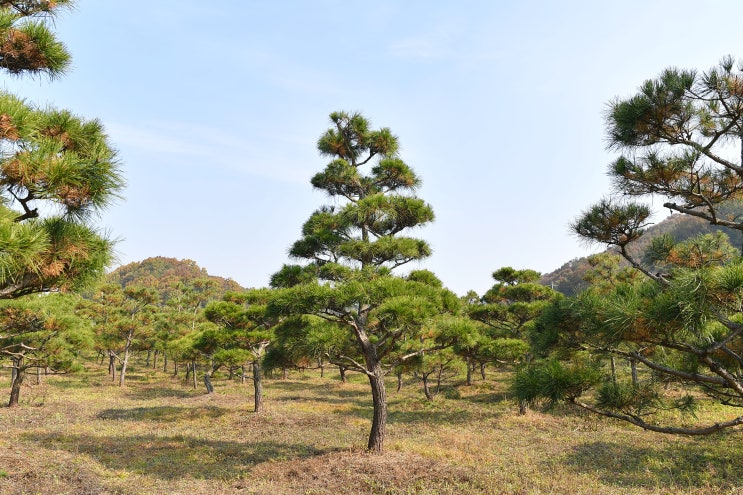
[0,362,741,495]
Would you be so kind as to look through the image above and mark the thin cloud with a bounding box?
[106,121,310,185]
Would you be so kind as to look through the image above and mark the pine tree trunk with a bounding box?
[340,366,347,383]
[204,372,214,394]
[36,366,41,385]
[465,358,473,386]
[108,351,115,378]
[163,353,168,373]
[396,371,403,392]
[367,360,387,453]
[119,329,134,387]
[630,358,638,386]
[253,360,263,413]
[145,349,151,367]
[422,372,434,400]
[192,360,197,389]
[8,357,24,407]
[610,356,617,384]
[109,353,116,382]
[119,348,129,387]
[480,362,486,380]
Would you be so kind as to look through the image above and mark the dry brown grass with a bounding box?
[0,362,741,494]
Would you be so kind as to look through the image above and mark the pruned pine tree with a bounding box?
[464,268,557,388]
[204,289,276,412]
[0,1,123,300]
[525,57,743,434]
[1,292,91,406]
[269,112,458,453]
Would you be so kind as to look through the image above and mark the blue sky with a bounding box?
[5,1,743,295]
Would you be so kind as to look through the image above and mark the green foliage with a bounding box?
[0,11,123,299]
[512,358,602,408]
[0,1,73,77]
[270,111,450,450]
[0,292,93,372]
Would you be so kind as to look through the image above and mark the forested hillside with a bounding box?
[108,257,243,292]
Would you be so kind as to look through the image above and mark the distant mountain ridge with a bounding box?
[540,207,743,296]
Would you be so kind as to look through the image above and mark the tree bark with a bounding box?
[366,360,387,452]
[340,366,347,383]
[8,357,24,407]
[191,360,197,389]
[480,362,486,380]
[630,358,638,386]
[610,356,617,384]
[253,360,264,413]
[119,329,133,387]
[203,372,214,394]
[422,372,434,400]
[465,358,473,386]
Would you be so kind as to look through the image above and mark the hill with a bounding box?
[541,208,743,296]
[108,256,243,292]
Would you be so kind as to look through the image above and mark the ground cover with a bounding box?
[0,362,740,494]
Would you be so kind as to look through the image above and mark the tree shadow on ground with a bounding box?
[562,438,742,491]
[123,384,197,400]
[23,432,329,481]
[96,405,227,422]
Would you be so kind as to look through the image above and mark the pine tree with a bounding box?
[269,112,458,452]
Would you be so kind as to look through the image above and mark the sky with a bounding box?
[5,1,743,296]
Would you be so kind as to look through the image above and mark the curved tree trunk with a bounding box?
[339,366,347,383]
[367,361,387,453]
[253,360,263,413]
[9,357,24,407]
[203,372,214,394]
[465,358,473,386]
[422,372,434,400]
